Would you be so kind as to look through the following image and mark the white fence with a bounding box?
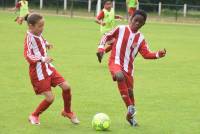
[1,0,200,19]
[35,0,198,17]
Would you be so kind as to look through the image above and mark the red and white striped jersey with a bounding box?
[98,25,158,76]
[24,31,55,81]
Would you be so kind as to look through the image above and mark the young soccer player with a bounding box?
[13,0,29,25]
[126,0,138,16]
[97,10,166,126]
[95,0,122,62]
[24,13,80,125]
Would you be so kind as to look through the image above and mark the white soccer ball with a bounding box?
[92,113,111,131]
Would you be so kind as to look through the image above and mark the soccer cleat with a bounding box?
[61,110,80,124]
[28,115,40,125]
[96,52,104,63]
[126,105,139,127]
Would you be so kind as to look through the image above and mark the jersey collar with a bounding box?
[27,31,42,38]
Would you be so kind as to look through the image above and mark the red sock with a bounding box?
[130,96,135,106]
[117,81,133,107]
[32,99,52,116]
[62,90,72,113]
[128,89,135,106]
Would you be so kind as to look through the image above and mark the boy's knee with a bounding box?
[46,95,55,103]
[115,72,125,82]
[60,82,71,91]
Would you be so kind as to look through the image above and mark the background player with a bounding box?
[12,0,29,25]
[97,10,166,126]
[126,0,138,16]
[95,0,123,62]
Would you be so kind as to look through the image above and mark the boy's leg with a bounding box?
[115,72,133,107]
[50,70,80,124]
[115,71,138,126]
[128,89,135,106]
[29,77,53,125]
[59,81,80,124]
[125,74,135,105]
[29,91,54,125]
[59,81,71,113]
[32,91,54,116]
[125,75,138,126]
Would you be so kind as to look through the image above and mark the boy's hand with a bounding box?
[96,52,104,63]
[41,57,53,63]
[158,48,166,58]
[46,44,53,50]
[96,48,105,63]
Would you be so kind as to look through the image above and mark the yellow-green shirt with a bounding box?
[100,8,115,34]
[19,0,29,17]
[127,0,137,8]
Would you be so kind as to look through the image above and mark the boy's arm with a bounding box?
[138,40,166,59]
[41,36,53,50]
[11,2,21,11]
[98,26,119,52]
[115,15,123,20]
[15,2,21,9]
[24,38,52,64]
[95,11,106,26]
[96,27,119,63]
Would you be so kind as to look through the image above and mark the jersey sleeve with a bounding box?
[15,2,21,8]
[98,26,119,51]
[24,36,43,64]
[138,39,158,59]
[96,11,104,20]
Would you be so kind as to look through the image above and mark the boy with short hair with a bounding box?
[97,10,166,126]
[95,0,122,34]
[24,13,80,125]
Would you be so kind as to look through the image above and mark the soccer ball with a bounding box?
[92,113,111,131]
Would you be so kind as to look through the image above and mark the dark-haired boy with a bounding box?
[97,10,166,126]
[24,13,80,125]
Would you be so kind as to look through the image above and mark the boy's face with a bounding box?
[29,19,44,36]
[129,15,145,32]
[104,1,112,10]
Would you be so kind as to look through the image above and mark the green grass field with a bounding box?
[0,11,200,134]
